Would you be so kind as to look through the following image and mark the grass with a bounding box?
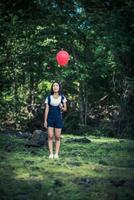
[0,133,134,200]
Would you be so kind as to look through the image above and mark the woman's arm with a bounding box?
[44,104,49,128]
[60,102,67,112]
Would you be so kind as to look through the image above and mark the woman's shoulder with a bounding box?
[61,94,67,102]
[45,94,51,101]
[46,94,52,98]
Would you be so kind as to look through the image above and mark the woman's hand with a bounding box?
[59,103,63,110]
[44,121,47,129]
[59,103,67,112]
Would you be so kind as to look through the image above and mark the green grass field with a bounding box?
[0,133,134,200]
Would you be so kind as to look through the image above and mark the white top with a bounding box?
[45,95,67,106]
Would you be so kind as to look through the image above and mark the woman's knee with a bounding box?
[55,135,60,141]
[48,135,53,140]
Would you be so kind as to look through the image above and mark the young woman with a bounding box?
[44,82,67,159]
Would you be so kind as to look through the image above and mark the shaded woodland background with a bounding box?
[0,0,134,138]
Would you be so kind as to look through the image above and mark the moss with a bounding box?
[0,133,134,200]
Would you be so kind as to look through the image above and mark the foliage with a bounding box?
[0,0,134,137]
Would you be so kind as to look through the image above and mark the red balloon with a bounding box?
[56,50,70,66]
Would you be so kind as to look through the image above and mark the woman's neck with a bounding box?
[53,92,59,97]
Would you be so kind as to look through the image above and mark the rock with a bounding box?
[74,177,110,187]
[74,177,96,186]
[0,130,32,139]
[26,129,48,147]
[65,137,91,143]
[124,180,134,188]
[16,131,32,138]
[119,140,125,143]
[0,130,19,136]
[53,179,64,187]
[67,161,82,167]
[99,159,108,165]
[24,160,35,165]
[110,179,126,187]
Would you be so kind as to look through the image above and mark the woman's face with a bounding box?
[52,83,60,93]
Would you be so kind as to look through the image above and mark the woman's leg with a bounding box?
[55,128,62,155]
[48,127,54,155]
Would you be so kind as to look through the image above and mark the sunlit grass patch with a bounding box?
[0,133,134,200]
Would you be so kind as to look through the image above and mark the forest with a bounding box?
[0,0,134,137]
[0,1,134,200]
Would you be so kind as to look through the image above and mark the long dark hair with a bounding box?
[50,82,62,95]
